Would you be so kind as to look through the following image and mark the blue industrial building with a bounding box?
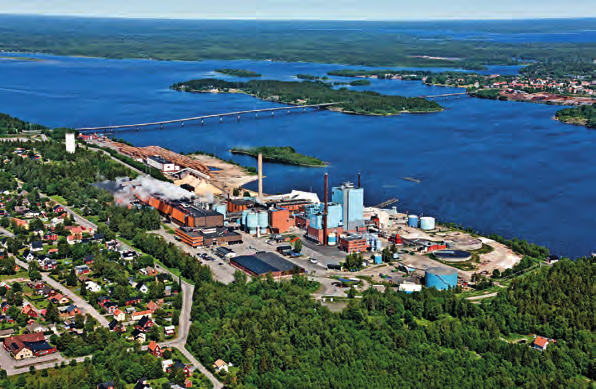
[332,182,364,231]
[306,202,342,229]
[425,267,458,290]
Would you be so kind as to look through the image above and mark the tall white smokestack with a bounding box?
[65,133,76,154]
[258,152,263,201]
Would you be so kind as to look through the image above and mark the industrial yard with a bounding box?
[82,135,523,297]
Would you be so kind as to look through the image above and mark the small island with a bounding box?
[555,105,596,128]
[230,146,327,167]
[215,69,262,77]
[171,78,443,116]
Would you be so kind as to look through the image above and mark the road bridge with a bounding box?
[420,92,468,100]
[77,103,339,133]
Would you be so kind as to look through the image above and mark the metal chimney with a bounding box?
[358,172,361,188]
[323,173,328,246]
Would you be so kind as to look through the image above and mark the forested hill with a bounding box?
[186,258,595,388]
[171,79,443,115]
[0,113,48,134]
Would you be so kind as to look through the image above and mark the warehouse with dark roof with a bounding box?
[230,252,305,278]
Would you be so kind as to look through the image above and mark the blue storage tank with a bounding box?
[425,267,458,290]
[374,254,383,264]
[241,210,248,227]
[408,215,419,228]
[257,211,268,229]
[327,233,337,246]
[246,212,258,229]
[214,204,227,219]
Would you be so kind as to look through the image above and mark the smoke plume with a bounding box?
[96,176,196,205]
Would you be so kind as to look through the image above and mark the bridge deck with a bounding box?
[77,103,339,132]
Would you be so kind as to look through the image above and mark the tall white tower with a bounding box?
[65,133,76,154]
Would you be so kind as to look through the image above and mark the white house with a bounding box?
[85,281,101,293]
[213,359,232,373]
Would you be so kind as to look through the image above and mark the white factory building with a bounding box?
[146,155,180,172]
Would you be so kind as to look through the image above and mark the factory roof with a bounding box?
[341,235,366,242]
[231,252,302,275]
[228,198,255,206]
[183,205,223,218]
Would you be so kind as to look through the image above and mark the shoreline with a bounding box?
[230,149,328,168]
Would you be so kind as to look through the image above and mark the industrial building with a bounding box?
[425,267,458,290]
[175,226,242,248]
[339,235,370,253]
[146,155,180,172]
[332,182,365,231]
[269,208,293,234]
[140,195,224,228]
[230,252,305,278]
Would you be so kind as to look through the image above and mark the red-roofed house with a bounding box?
[533,336,549,351]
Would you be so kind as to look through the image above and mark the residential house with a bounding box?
[136,283,149,294]
[1,302,10,313]
[22,250,36,262]
[121,250,136,260]
[51,217,63,227]
[0,282,10,290]
[146,301,160,313]
[166,361,191,377]
[97,296,111,308]
[97,382,114,389]
[0,315,14,323]
[30,281,45,290]
[148,341,163,357]
[21,304,38,318]
[108,320,125,333]
[67,235,81,245]
[39,257,57,271]
[37,286,55,297]
[183,379,192,388]
[47,293,70,305]
[0,329,15,339]
[135,316,154,332]
[25,323,48,333]
[104,302,119,314]
[84,255,95,265]
[145,267,158,277]
[134,378,152,389]
[3,333,57,359]
[213,359,231,373]
[30,241,43,252]
[533,336,549,351]
[125,297,142,306]
[78,275,92,284]
[161,359,173,372]
[61,304,82,317]
[11,218,29,230]
[130,328,146,343]
[113,309,125,322]
[106,240,119,251]
[93,233,105,242]
[163,326,176,336]
[74,265,90,276]
[52,205,64,214]
[131,310,152,321]
[85,281,101,293]
[43,232,58,241]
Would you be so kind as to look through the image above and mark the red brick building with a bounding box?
[339,235,370,254]
[269,208,293,234]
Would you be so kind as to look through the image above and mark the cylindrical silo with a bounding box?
[258,211,269,229]
[425,267,458,290]
[241,210,248,227]
[246,212,258,234]
[327,233,337,246]
[408,215,419,228]
[214,204,227,219]
[420,217,435,230]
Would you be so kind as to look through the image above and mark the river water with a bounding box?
[0,53,593,257]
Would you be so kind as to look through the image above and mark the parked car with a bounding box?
[309,258,318,264]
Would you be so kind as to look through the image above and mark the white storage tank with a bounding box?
[408,215,419,228]
[420,217,436,230]
[257,211,269,229]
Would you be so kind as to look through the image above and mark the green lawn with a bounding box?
[0,270,29,281]
[49,195,67,204]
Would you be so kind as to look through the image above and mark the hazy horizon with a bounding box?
[0,0,594,21]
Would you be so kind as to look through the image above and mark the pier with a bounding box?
[76,103,339,133]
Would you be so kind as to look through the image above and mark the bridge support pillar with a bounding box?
[160,124,163,130]
[219,116,223,123]
[181,122,184,127]
[201,119,204,125]
[136,126,139,132]
[255,112,258,119]
[287,109,290,114]
[271,111,274,116]
[237,114,240,121]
